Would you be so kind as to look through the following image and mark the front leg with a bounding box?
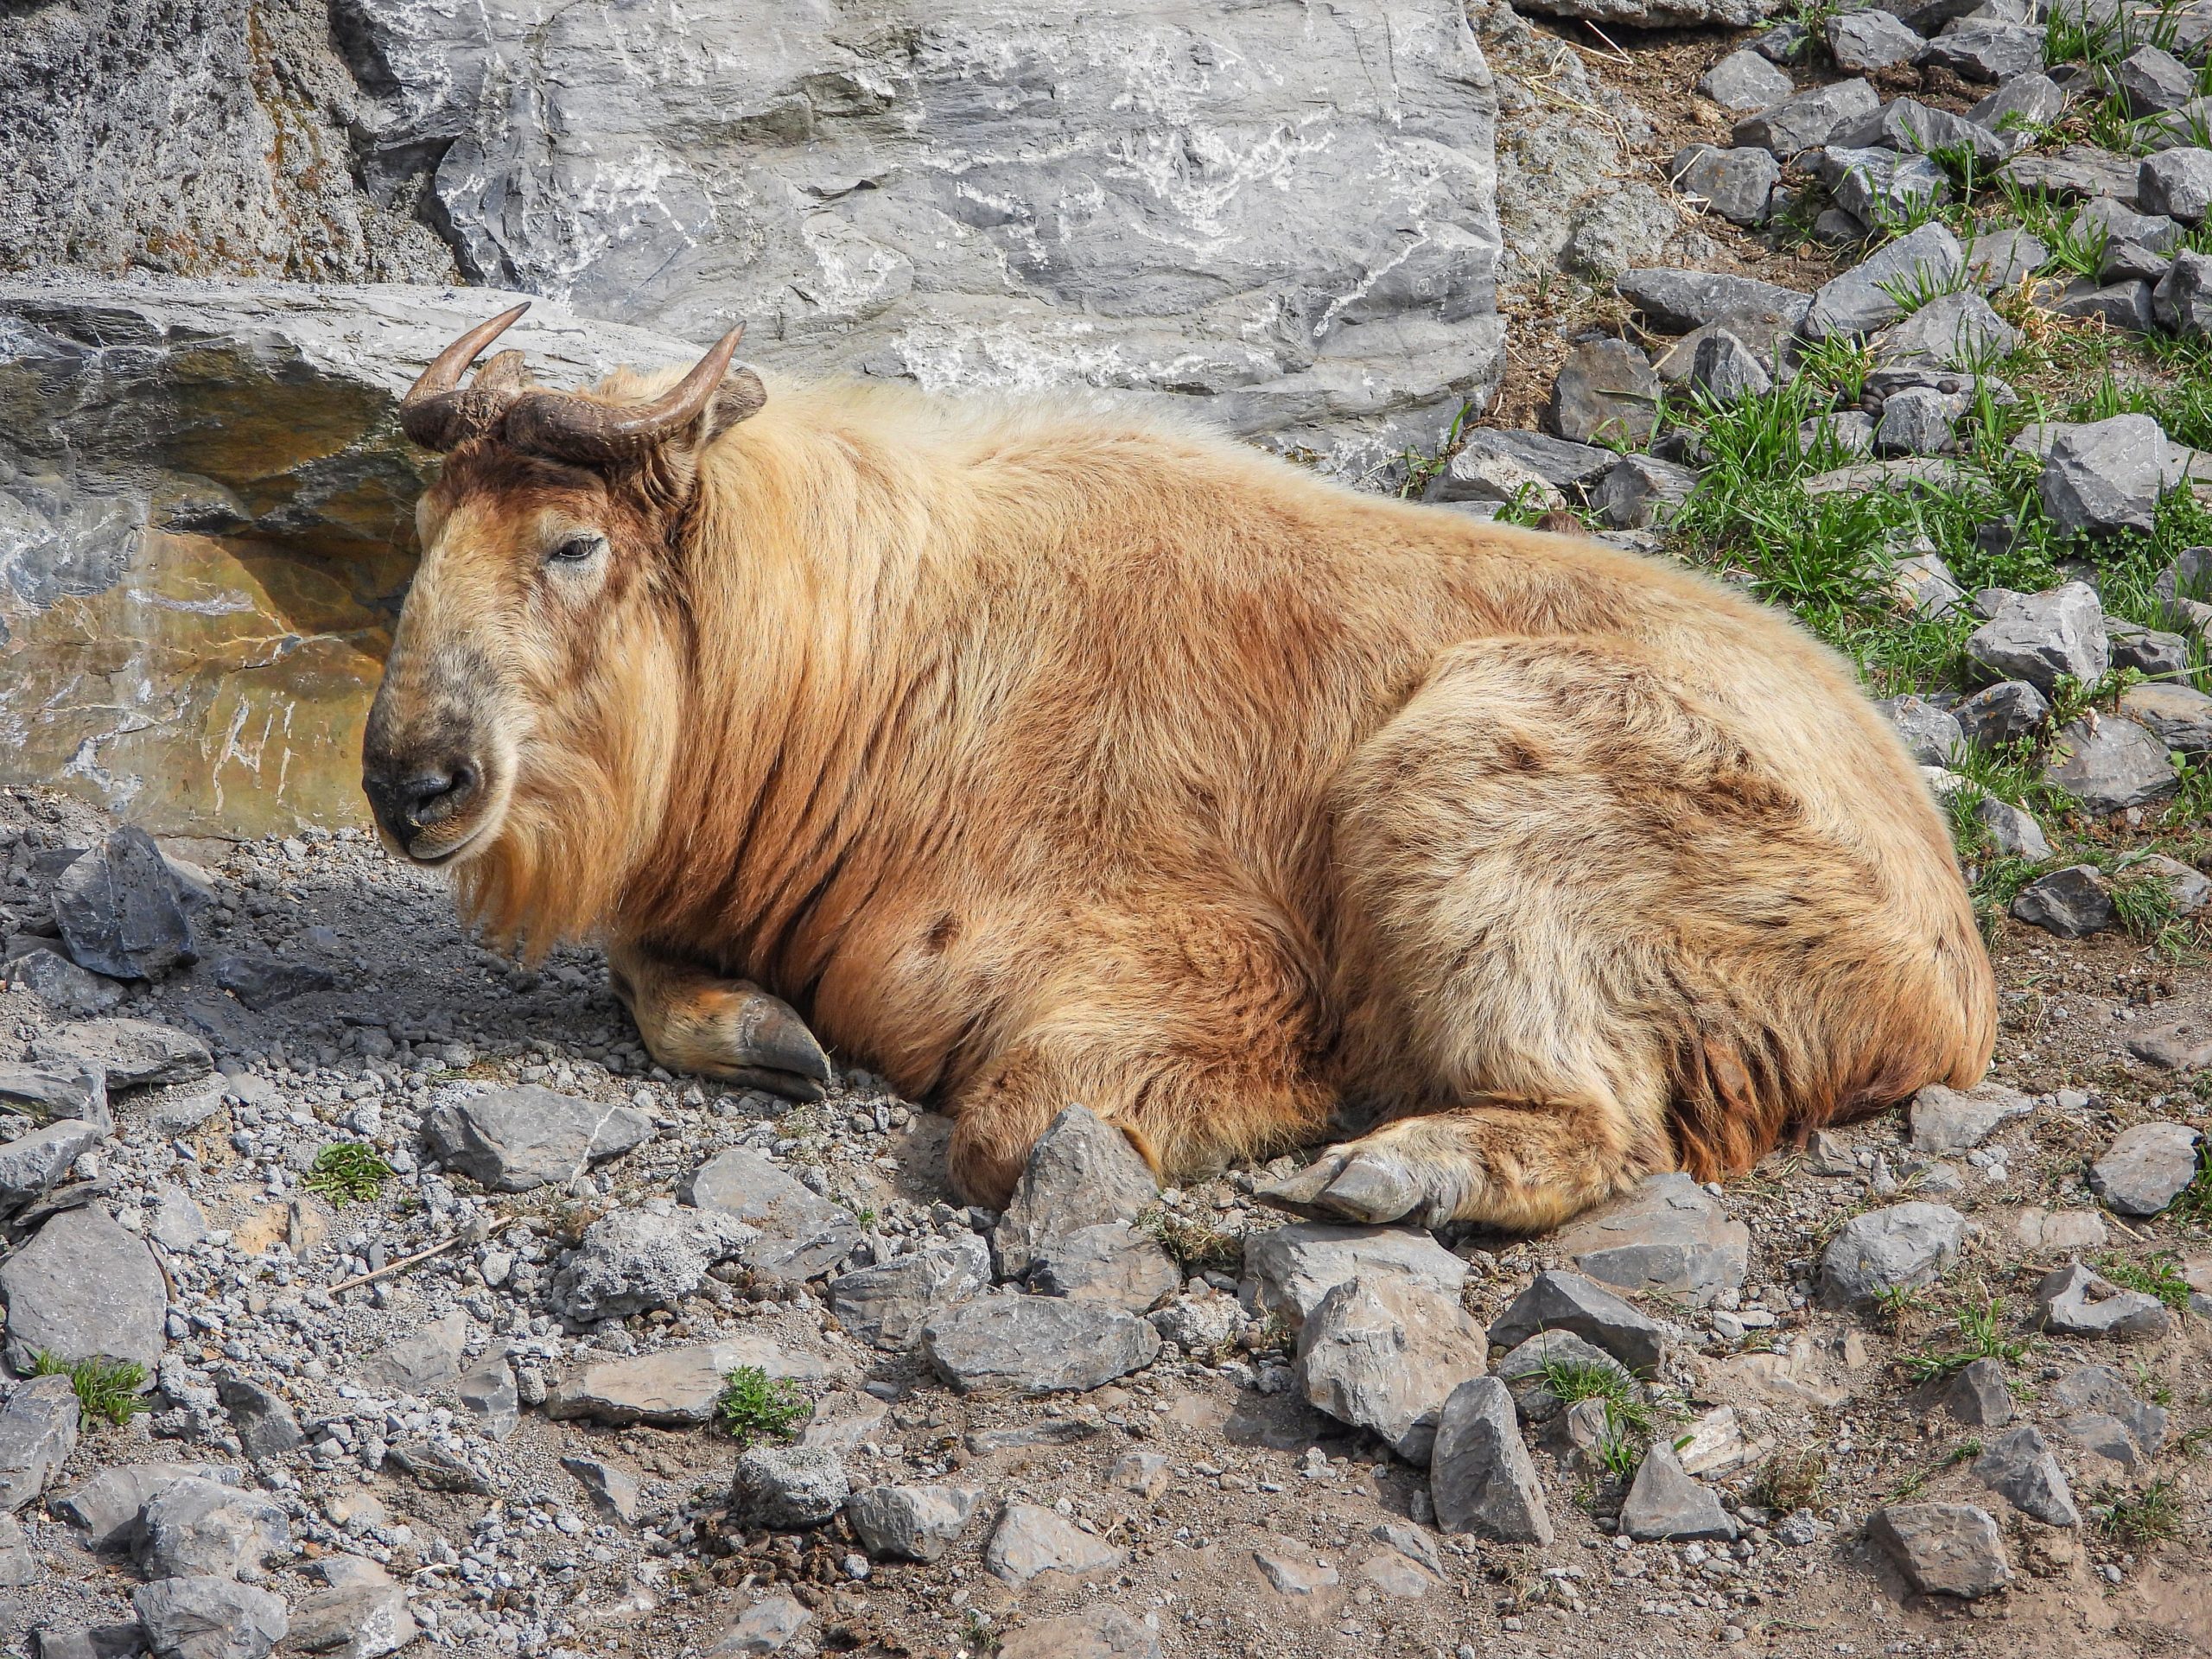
[606,938,833,1103]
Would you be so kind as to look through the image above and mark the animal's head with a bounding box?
[361,305,766,936]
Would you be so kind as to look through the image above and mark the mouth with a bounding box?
[401,815,490,866]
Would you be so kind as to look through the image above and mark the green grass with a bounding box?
[31,1351,149,1429]
[2172,1141,2212,1224]
[303,1141,393,1207]
[715,1365,813,1447]
[2092,1478,2184,1543]
[1749,1448,1830,1513]
[1898,1295,2031,1382]
[2098,1252,2195,1311]
[1537,1351,1663,1476]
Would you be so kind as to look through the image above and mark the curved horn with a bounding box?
[398,302,531,451]
[503,326,747,464]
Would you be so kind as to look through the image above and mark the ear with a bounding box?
[700,367,767,445]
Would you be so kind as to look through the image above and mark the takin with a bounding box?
[361,307,1996,1232]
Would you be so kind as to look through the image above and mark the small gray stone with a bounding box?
[421,1085,652,1193]
[2041,415,2167,536]
[560,1455,641,1523]
[2141,149,2212,225]
[549,1205,755,1323]
[1754,20,1809,61]
[0,1121,105,1218]
[214,1376,302,1462]
[2120,683,2212,753]
[1240,1222,1469,1329]
[1450,429,1618,492]
[1672,147,1782,226]
[1423,450,1563,514]
[1698,49,1795,110]
[1294,1275,1488,1460]
[1886,551,1966,619]
[991,1104,1159,1282]
[923,1293,1160,1395]
[2088,1122,2203,1215]
[53,826,198,982]
[829,1234,992,1351]
[996,1609,1161,1659]
[1548,339,1662,447]
[49,1463,239,1549]
[1029,1221,1180,1312]
[0,1205,166,1378]
[2044,715,2178,815]
[2155,251,2212,336]
[986,1502,1126,1584]
[1819,1202,1965,1306]
[1593,455,1699,530]
[29,1018,209,1089]
[2050,1364,2168,1455]
[1919,20,2044,81]
[1493,1330,1638,1422]
[1908,1082,2033,1152]
[4,949,124,1016]
[0,1063,110,1130]
[1488,1269,1670,1374]
[1734,79,1882,156]
[1804,222,1965,338]
[2034,1262,2172,1339]
[1840,99,2008,168]
[1961,228,2050,289]
[454,1357,520,1441]
[1968,73,2067,144]
[1872,292,2020,370]
[707,1594,811,1657]
[148,1185,208,1251]
[1954,680,2048,747]
[1554,1173,1749,1305]
[2107,621,2192,682]
[1688,327,1773,399]
[1975,795,2052,860]
[2119,44,2196,116]
[360,1311,468,1395]
[2125,1010,2212,1069]
[0,1374,79,1513]
[2000,145,2139,205]
[732,1446,849,1529]
[210,955,334,1012]
[282,1568,416,1659]
[1828,9,1923,70]
[1821,147,1951,230]
[1974,1427,2079,1526]
[1965,583,2107,693]
[1876,387,1957,456]
[1430,1376,1553,1544]
[136,1478,289,1580]
[1804,411,1878,457]
[132,1575,288,1659]
[1622,1441,1738,1541]
[2011,865,2117,936]
[844,1484,986,1562]
[1945,1357,2012,1427]
[1615,269,1812,334]
[1867,1503,2009,1598]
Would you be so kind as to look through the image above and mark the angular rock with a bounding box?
[1029,1221,1181,1312]
[1734,79,1881,156]
[1622,1442,1738,1541]
[2120,683,2212,753]
[991,1104,1159,1281]
[1841,99,2007,168]
[1429,1375,1553,1543]
[2000,145,2137,205]
[732,1446,849,1529]
[1593,455,1698,530]
[282,1567,416,1659]
[421,1085,652,1193]
[1616,269,1812,334]
[1493,1330,1638,1422]
[1674,1404,1770,1477]
[1876,387,1956,456]
[986,1502,1126,1584]
[1908,1082,2033,1152]
[1241,1221,1469,1328]
[829,1234,992,1351]
[137,1478,289,1580]
[1961,228,2050,289]
[1488,1269,1669,1375]
[544,1338,826,1427]
[1821,147,1950,230]
[1548,339,1662,447]
[1867,1503,2009,1598]
[1954,680,2048,748]
[1688,327,1773,398]
[1819,1202,1964,1306]
[214,1377,303,1462]
[844,1484,986,1562]
[2119,44,2195,116]
[0,1063,110,1130]
[2156,251,2212,336]
[2035,1261,2171,1339]
[132,1576,288,1659]
[360,1312,467,1395]
[1423,449,1564,512]
[0,1374,79,1513]
[2089,1122,2202,1215]
[1698,49,1795,110]
[2014,1209,2109,1253]
[1803,411,1878,458]
[454,1357,520,1441]
[52,827,198,981]
[1294,1275,1487,1460]
[1147,1290,1247,1353]
[2044,716,2178,815]
[550,1204,754,1323]
[1448,429,1618,492]
[560,1455,641,1524]
[1803,223,1965,338]
[0,1121,105,1218]
[2011,865,2116,937]
[1828,9,1923,70]
[49,1463,238,1550]
[2108,621,2191,682]
[707,1594,811,1658]
[0,1205,166,1377]
[1945,1357,2013,1427]
[4,949,125,1016]
[1887,552,1966,619]
[1553,1173,1749,1305]
[2050,1364,2168,1455]
[1254,1544,1340,1594]
[1974,1427,2079,1527]
[2126,1012,2212,1070]
[1965,583,2107,693]
[2041,415,2167,536]
[2141,149,2212,225]
[29,1019,209,1089]
[923,1293,1160,1395]
[997,1610,1162,1659]
[1872,292,2019,370]
[211,956,334,1012]
[1919,21,2044,81]
[1969,74,2067,146]
[1976,796,2052,860]
[1673,147,1782,227]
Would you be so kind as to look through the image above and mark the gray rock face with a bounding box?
[2035,1262,2172,1339]
[1615,269,1811,334]
[1622,1442,1738,1541]
[0,1062,109,1130]
[4,950,125,1017]
[51,828,198,981]
[1821,148,1951,231]
[2142,149,2212,224]
[1553,1173,1749,1305]
[1920,20,2044,80]
[845,1484,986,1562]
[2050,1364,2168,1456]
[2119,44,2196,114]
[1965,583,2108,693]
[549,1205,755,1323]
[1429,1376,1553,1543]
[1962,228,2050,288]
[1294,1275,1488,1460]
[2011,865,2117,937]
[1872,292,2019,370]
[1029,1221,1181,1312]
[0,1374,79,1513]
[1698,50,1796,111]
[1945,1357,2013,1427]
[283,1567,418,1659]
[1828,9,1923,70]
[0,1204,167,1377]
[986,1502,1126,1584]
[829,1235,993,1351]
[2088,1122,2203,1214]
[732,1446,849,1530]
[680,1147,862,1281]
[1843,99,2007,168]
[1241,1221,1469,1328]
[560,1456,641,1524]
[1975,796,2052,861]
[1735,79,1882,156]
[1969,74,2067,145]
[1819,1202,1964,1307]
[709,1594,814,1657]
[2044,716,2178,815]
[1974,1427,2079,1527]
[132,1574,289,1659]
[545,1338,825,1427]
[50,1463,239,1550]
[993,1105,1160,1282]
[1908,1082,2033,1152]
[0,1121,105,1218]
[30,1019,210,1090]
[214,1377,304,1462]
[136,1478,289,1580]
[1867,1503,2009,1598]
[1876,388,1956,456]
[454,1357,520,1441]
[997,1609,1162,1659]
[2108,621,2192,681]
[422,1086,652,1193]
[1548,340,1662,447]
[1887,552,1967,619]
[1487,1270,1669,1375]
[1493,1330,1637,1422]
[2120,683,2212,753]
[1447,429,1618,492]
[359,1310,467,1395]
[1803,222,1965,338]
[2041,415,2168,535]
[1688,327,1775,399]
[922,1293,1160,1395]
[1594,456,1699,530]
[2157,251,2212,336]
[1673,148,1782,227]
[210,955,334,1012]
[1954,681,2048,748]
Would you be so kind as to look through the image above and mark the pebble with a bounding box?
[1621,1441,1738,1541]
[2034,1261,2172,1339]
[991,1103,1160,1281]
[844,1483,985,1561]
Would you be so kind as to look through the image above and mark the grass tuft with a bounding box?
[31,1351,149,1429]
[2092,1478,2183,1543]
[303,1141,393,1207]
[1897,1295,2029,1382]
[1142,1206,1244,1277]
[1750,1448,1830,1513]
[715,1365,813,1447]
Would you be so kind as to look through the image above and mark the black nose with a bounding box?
[363,758,480,842]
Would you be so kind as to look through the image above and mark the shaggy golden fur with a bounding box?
[364,364,1996,1229]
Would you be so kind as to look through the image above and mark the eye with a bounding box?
[547,531,605,566]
